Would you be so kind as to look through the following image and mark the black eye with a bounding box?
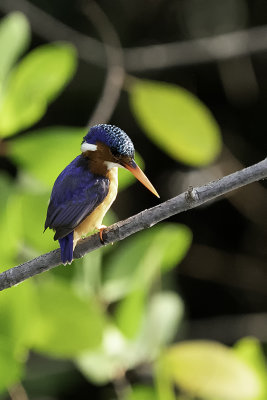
[110,147,120,157]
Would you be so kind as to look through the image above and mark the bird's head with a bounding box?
[81,124,159,197]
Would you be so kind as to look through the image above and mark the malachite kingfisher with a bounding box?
[44,124,159,264]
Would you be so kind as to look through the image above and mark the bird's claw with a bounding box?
[98,225,107,244]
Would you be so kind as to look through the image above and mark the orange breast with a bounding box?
[73,167,118,248]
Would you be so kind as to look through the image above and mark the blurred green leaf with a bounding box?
[77,350,120,384]
[102,223,192,302]
[0,43,77,137]
[76,325,129,384]
[130,79,222,166]
[139,292,184,356]
[31,279,106,357]
[0,12,30,88]
[0,280,37,393]
[9,126,85,187]
[162,340,261,400]
[77,291,183,385]
[115,288,146,339]
[0,280,37,350]
[73,250,103,297]
[0,174,22,269]
[155,354,176,400]
[0,337,24,393]
[19,191,56,253]
[115,291,183,348]
[234,337,267,400]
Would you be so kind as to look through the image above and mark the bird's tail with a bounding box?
[58,232,74,265]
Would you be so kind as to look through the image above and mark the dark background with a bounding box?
[0,0,266,398]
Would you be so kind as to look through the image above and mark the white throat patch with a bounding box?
[104,161,123,170]
[81,142,97,152]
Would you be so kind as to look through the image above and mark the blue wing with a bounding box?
[45,155,109,240]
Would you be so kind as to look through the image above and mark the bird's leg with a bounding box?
[97,225,107,244]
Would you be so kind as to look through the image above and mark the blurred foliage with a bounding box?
[0,12,30,90]
[0,43,77,137]
[129,79,222,166]
[0,10,265,400]
[157,341,262,400]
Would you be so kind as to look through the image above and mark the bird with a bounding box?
[44,124,159,264]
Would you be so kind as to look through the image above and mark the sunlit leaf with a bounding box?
[234,337,267,399]
[31,279,106,357]
[139,292,184,355]
[9,126,85,187]
[162,341,261,400]
[0,12,30,88]
[102,223,192,302]
[0,43,77,137]
[130,79,222,166]
[76,325,129,384]
[77,350,120,384]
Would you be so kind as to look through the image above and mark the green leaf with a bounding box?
[129,79,222,166]
[102,223,192,302]
[115,288,147,339]
[0,337,24,393]
[9,126,86,187]
[162,340,261,400]
[0,174,22,269]
[0,280,37,350]
[155,355,176,400]
[73,250,103,297]
[0,280,37,392]
[0,43,77,137]
[77,350,120,384]
[234,337,267,399]
[76,325,129,384]
[19,191,56,253]
[31,279,106,357]
[0,12,30,88]
[139,292,184,354]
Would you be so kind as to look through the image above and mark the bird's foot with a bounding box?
[98,225,107,244]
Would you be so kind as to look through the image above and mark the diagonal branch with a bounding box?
[0,158,266,292]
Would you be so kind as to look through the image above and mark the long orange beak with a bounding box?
[122,159,160,198]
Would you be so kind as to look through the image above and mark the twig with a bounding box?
[8,383,29,400]
[84,1,125,127]
[0,158,266,292]
[2,0,267,70]
[124,26,267,71]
